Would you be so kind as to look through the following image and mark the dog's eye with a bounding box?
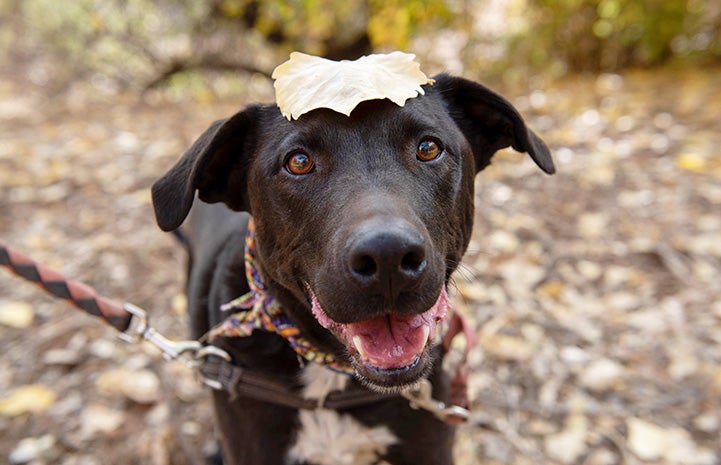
[416,138,442,162]
[285,152,315,175]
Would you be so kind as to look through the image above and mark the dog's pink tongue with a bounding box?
[346,313,430,369]
[309,287,449,370]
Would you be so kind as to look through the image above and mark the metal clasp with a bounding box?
[402,379,470,424]
[119,303,230,368]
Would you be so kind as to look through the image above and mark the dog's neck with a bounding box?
[209,218,352,373]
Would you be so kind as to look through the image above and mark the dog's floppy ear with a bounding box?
[151,106,260,231]
[433,74,555,175]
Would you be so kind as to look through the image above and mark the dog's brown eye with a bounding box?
[285,152,314,175]
[416,139,442,161]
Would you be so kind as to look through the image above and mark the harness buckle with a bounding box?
[402,379,470,424]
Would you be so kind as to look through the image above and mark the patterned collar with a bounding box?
[207,218,355,375]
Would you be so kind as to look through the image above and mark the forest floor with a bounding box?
[1,67,720,465]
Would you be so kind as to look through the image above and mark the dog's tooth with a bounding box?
[421,324,430,343]
[352,335,368,360]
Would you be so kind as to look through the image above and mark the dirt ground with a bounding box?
[1,68,720,465]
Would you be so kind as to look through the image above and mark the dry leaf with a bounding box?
[627,418,716,465]
[676,153,706,172]
[578,358,624,391]
[0,300,34,328]
[96,368,161,404]
[627,418,675,461]
[80,403,125,437]
[0,384,56,417]
[544,413,589,464]
[479,333,534,362]
[272,52,433,120]
[538,281,566,300]
[8,435,58,464]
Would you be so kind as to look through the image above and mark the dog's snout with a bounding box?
[347,224,428,300]
[349,240,426,278]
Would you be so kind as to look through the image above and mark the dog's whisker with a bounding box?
[454,263,479,282]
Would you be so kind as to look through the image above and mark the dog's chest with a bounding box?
[287,365,398,465]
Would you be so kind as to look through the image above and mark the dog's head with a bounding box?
[152,74,554,390]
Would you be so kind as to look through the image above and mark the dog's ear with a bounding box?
[151,106,260,231]
[433,74,555,175]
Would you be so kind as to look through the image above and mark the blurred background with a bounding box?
[0,1,720,465]
[1,0,720,96]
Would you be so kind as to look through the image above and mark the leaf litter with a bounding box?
[0,68,720,464]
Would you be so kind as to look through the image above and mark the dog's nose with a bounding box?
[347,223,428,300]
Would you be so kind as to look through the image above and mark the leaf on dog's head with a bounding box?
[272,52,434,120]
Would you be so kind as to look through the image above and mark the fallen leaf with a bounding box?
[578,358,624,391]
[577,212,609,238]
[96,368,161,404]
[42,348,84,366]
[8,434,57,464]
[0,301,34,328]
[544,413,588,464]
[0,384,57,417]
[538,281,566,300]
[693,412,719,433]
[676,153,706,172]
[626,418,716,464]
[584,448,618,465]
[454,279,488,302]
[171,293,187,316]
[272,52,433,120]
[80,403,125,437]
[479,333,533,362]
[488,230,520,253]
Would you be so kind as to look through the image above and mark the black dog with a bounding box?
[151,73,554,465]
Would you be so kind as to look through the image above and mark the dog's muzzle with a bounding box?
[308,286,449,388]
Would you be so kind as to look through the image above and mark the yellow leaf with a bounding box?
[0,301,34,328]
[171,293,187,316]
[545,413,589,464]
[0,385,57,417]
[480,334,533,362]
[539,281,566,300]
[676,153,706,172]
[272,52,434,120]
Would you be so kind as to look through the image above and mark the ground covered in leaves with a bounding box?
[1,68,720,465]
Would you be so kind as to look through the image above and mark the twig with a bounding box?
[142,58,272,92]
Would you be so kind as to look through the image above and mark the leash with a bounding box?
[0,239,226,366]
[199,356,394,409]
[0,240,131,332]
[0,237,472,423]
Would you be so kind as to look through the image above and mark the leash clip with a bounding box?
[402,379,470,424]
[119,303,232,388]
[119,303,204,368]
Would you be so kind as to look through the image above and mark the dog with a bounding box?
[151,68,554,465]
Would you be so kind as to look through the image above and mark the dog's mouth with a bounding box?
[308,287,449,389]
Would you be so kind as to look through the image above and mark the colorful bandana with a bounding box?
[208,218,355,375]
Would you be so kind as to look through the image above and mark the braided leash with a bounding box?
[0,239,132,331]
[0,239,225,367]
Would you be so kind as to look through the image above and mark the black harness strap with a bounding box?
[200,355,396,410]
